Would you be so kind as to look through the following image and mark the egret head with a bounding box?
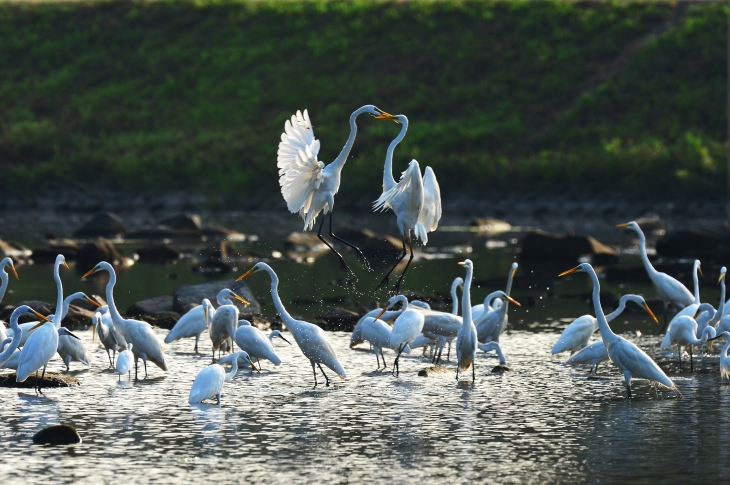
[709,331,730,342]
[458,259,473,270]
[235,351,259,372]
[623,295,658,323]
[236,262,267,281]
[269,330,292,345]
[81,261,111,279]
[615,221,640,232]
[510,262,519,277]
[370,106,400,123]
[226,290,250,307]
[12,305,51,326]
[1,257,19,280]
[58,327,81,340]
[238,319,252,327]
[55,254,70,271]
[695,260,702,277]
[83,293,102,308]
[559,263,593,278]
[496,291,521,307]
[376,295,407,320]
[720,267,727,284]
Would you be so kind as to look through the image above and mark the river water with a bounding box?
[1,212,729,483]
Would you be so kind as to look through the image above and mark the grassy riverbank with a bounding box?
[0,1,725,203]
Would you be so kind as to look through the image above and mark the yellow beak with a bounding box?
[615,223,630,228]
[719,272,726,284]
[9,263,18,280]
[236,268,256,282]
[504,295,521,307]
[81,266,99,279]
[85,296,101,308]
[643,303,659,324]
[375,308,387,321]
[231,293,250,307]
[558,266,580,277]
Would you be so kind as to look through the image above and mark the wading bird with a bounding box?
[56,292,100,371]
[189,351,256,405]
[709,332,730,379]
[278,105,391,273]
[17,317,79,392]
[475,291,521,344]
[359,316,411,370]
[373,114,442,292]
[565,340,609,374]
[472,263,518,323]
[116,344,134,381]
[234,320,291,369]
[660,259,703,347]
[456,260,478,381]
[165,299,214,352]
[82,262,168,379]
[209,290,249,360]
[560,263,677,399]
[663,314,716,372]
[237,263,345,387]
[93,306,127,367]
[374,295,424,376]
[0,257,18,306]
[0,306,49,368]
[551,294,658,355]
[617,222,695,329]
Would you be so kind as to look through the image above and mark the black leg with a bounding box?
[690,346,694,373]
[311,360,318,388]
[381,350,387,369]
[594,362,600,374]
[317,363,330,386]
[317,215,352,274]
[34,369,39,393]
[378,234,408,291]
[135,357,138,379]
[472,360,476,382]
[678,347,682,371]
[392,233,414,294]
[39,364,47,394]
[143,359,148,379]
[112,349,116,367]
[106,349,113,367]
[627,384,632,399]
[194,336,199,353]
[328,212,371,271]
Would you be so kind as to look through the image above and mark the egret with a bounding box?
[17,318,80,392]
[373,113,442,292]
[92,306,127,367]
[116,344,134,381]
[663,314,716,372]
[237,263,345,387]
[189,351,256,405]
[375,294,424,376]
[708,332,730,379]
[560,263,677,398]
[408,333,437,357]
[455,259,478,381]
[475,291,521,344]
[56,292,100,371]
[472,262,518,322]
[705,268,726,352]
[0,306,49,368]
[551,294,658,355]
[350,307,402,348]
[565,341,609,374]
[617,222,695,328]
[82,262,168,379]
[660,259,703,347]
[478,341,508,368]
[165,299,214,352]
[359,316,411,369]
[426,277,463,361]
[209,289,250,361]
[278,105,391,273]
[233,319,291,369]
[0,257,18,306]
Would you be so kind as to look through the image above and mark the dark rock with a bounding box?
[0,240,32,260]
[315,307,360,331]
[656,229,730,260]
[335,225,402,258]
[135,244,183,263]
[63,305,96,327]
[127,296,180,328]
[76,238,128,273]
[0,301,54,323]
[418,365,455,377]
[74,212,126,238]
[158,214,202,232]
[82,295,107,310]
[470,218,512,234]
[126,225,203,241]
[32,240,79,263]
[173,279,260,314]
[520,230,615,261]
[491,364,511,373]
[32,424,82,445]
[239,313,272,331]
[0,372,80,388]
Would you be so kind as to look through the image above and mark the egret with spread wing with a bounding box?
[372,114,442,292]
[278,105,390,273]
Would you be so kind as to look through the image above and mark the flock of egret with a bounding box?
[2,105,730,404]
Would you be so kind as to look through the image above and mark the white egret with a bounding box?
[189,351,256,405]
[0,306,49,368]
[478,341,508,367]
[560,263,677,398]
[663,314,716,372]
[0,257,19,306]
[165,299,214,352]
[455,259,478,381]
[660,259,703,347]
[426,277,463,361]
[350,308,402,348]
[359,316,411,369]
[93,306,127,367]
[408,333,438,357]
[237,263,345,387]
[373,113,442,291]
[82,262,168,379]
[565,341,609,374]
[704,268,726,352]
[116,344,134,381]
[209,289,249,360]
[375,294,424,376]
[234,319,291,369]
[472,262,518,322]
[475,291,522,344]
[56,292,100,371]
[551,294,658,355]
[278,105,390,273]
[617,222,695,327]
[709,332,730,379]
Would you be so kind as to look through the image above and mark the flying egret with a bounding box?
[475,291,522,344]
[359,316,411,369]
[234,319,291,369]
[455,259,478,381]
[560,263,677,399]
[209,289,249,361]
[165,299,215,352]
[116,344,134,381]
[663,314,716,372]
[0,306,49,368]
[278,105,391,273]
[565,340,609,374]
[660,259,703,347]
[709,332,730,379]
[551,294,658,355]
[0,257,18,306]
[617,222,695,328]
[375,294,424,376]
[93,306,127,367]
[56,292,100,371]
[237,263,345,387]
[472,262,518,322]
[82,262,168,379]
[189,351,257,405]
[373,113,442,292]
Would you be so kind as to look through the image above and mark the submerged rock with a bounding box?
[158,213,202,232]
[135,243,183,263]
[656,229,730,259]
[0,301,53,323]
[126,225,203,241]
[32,240,79,263]
[74,212,126,238]
[418,365,455,377]
[520,230,616,262]
[0,372,80,388]
[491,364,511,373]
[32,424,82,445]
[173,279,260,314]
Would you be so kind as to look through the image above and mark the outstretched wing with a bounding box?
[277,110,325,216]
[419,166,442,233]
[373,160,423,218]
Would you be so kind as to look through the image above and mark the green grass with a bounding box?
[0,1,726,203]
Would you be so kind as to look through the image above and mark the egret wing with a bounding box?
[373,160,423,215]
[277,109,325,217]
[419,166,442,233]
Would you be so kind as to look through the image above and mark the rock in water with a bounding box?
[0,372,80,387]
[33,424,82,445]
[74,212,127,238]
[173,279,260,314]
[491,364,511,373]
[520,230,616,262]
[418,365,455,377]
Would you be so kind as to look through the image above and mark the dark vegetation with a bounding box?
[0,1,725,204]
